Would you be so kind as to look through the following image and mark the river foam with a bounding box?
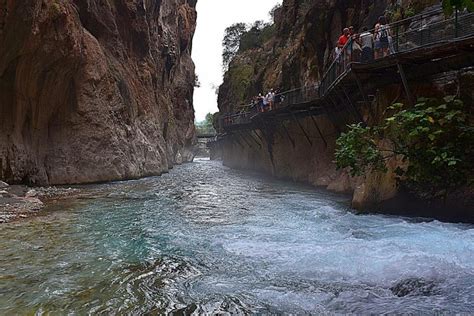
[0,159,473,314]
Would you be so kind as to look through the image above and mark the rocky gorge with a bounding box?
[216,0,474,221]
[0,0,197,186]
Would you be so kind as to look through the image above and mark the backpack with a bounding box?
[379,25,389,43]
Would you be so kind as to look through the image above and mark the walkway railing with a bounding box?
[221,84,320,129]
[320,9,474,95]
[222,8,474,130]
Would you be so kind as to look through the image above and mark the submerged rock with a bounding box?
[390,278,437,297]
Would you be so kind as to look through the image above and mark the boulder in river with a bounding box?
[390,278,437,297]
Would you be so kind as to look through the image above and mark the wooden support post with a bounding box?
[327,94,347,129]
[247,132,262,149]
[322,99,341,133]
[237,132,253,148]
[290,112,312,146]
[231,135,244,148]
[310,115,328,148]
[333,90,354,126]
[353,72,375,120]
[275,127,285,141]
[253,130,264,143]
[341,87,365,124]
[281,123,296,149]
[397,63,415,105]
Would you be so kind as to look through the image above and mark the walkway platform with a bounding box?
[220,9,474,134]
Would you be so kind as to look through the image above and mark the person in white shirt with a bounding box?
[360,27,374,63]
[266,90,275,111]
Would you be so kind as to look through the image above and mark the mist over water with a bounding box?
[1,159,473,314]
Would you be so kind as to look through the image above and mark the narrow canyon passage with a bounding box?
[1,159,473,314]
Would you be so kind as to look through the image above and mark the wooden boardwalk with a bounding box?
[220,9,474,136]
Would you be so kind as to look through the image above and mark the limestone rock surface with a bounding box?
[0,0,197,185]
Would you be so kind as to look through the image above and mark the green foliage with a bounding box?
[443,0,474,14]
[222,23,247,70]
[227,64,254,103]
[335,97,474,198]
[335,123,386,177]
[50,0,62,18]
[404,6,416,17]
[195,113,216,135]
[239,21,275,52]
[222,20,276,70]
[260,23,276,44]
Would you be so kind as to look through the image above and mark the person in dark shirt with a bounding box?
[360,26,374,62]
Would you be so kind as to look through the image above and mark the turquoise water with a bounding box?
[1,159,473,314]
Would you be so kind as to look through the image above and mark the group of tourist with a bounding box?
[250,89,283,113]
[334,15,393,66]
[227,15,396,123]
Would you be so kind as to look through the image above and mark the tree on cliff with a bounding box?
[222,23,247,70]
[269,4,282,23]
[222,21,275,70]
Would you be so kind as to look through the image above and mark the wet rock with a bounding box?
[390,278,437,297]
[0,195,44,223]
[24,197,44,211]
[175,151,183,165]
[25,189,38,198]
[0,185,83,223]
[0,181,8,189]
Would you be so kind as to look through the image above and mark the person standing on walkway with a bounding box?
[374,16,390,59]
[266,90,275,111]
[351,34,362,62]
[258,93,264,112]
[338,28,350,48]
[360,27,374,62]
[337,28,350,73]
[262,93,269,112]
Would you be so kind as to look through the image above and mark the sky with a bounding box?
[192,0,282,122]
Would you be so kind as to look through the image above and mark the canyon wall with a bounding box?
[0,0,197,185]
[217,0,474,220]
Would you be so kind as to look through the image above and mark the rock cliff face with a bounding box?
[217,0,474,219]
[0,0,197,185]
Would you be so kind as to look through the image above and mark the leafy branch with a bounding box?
[335,96,474,199]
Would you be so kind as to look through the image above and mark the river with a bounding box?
[0,159,473,314]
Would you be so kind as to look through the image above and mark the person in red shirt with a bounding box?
[337,28,350,48]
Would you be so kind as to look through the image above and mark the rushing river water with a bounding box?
[1,159,473,314]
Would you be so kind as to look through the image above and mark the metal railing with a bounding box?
[222,8,474,130]
[221,84,320,129]
[319,9,474,96]
[220,110,254,128]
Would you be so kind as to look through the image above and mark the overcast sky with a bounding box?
[192,0,281,122]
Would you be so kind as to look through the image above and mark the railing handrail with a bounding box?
[222,8,474,128]
[320,7,450,89]
[319,10,474,97]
